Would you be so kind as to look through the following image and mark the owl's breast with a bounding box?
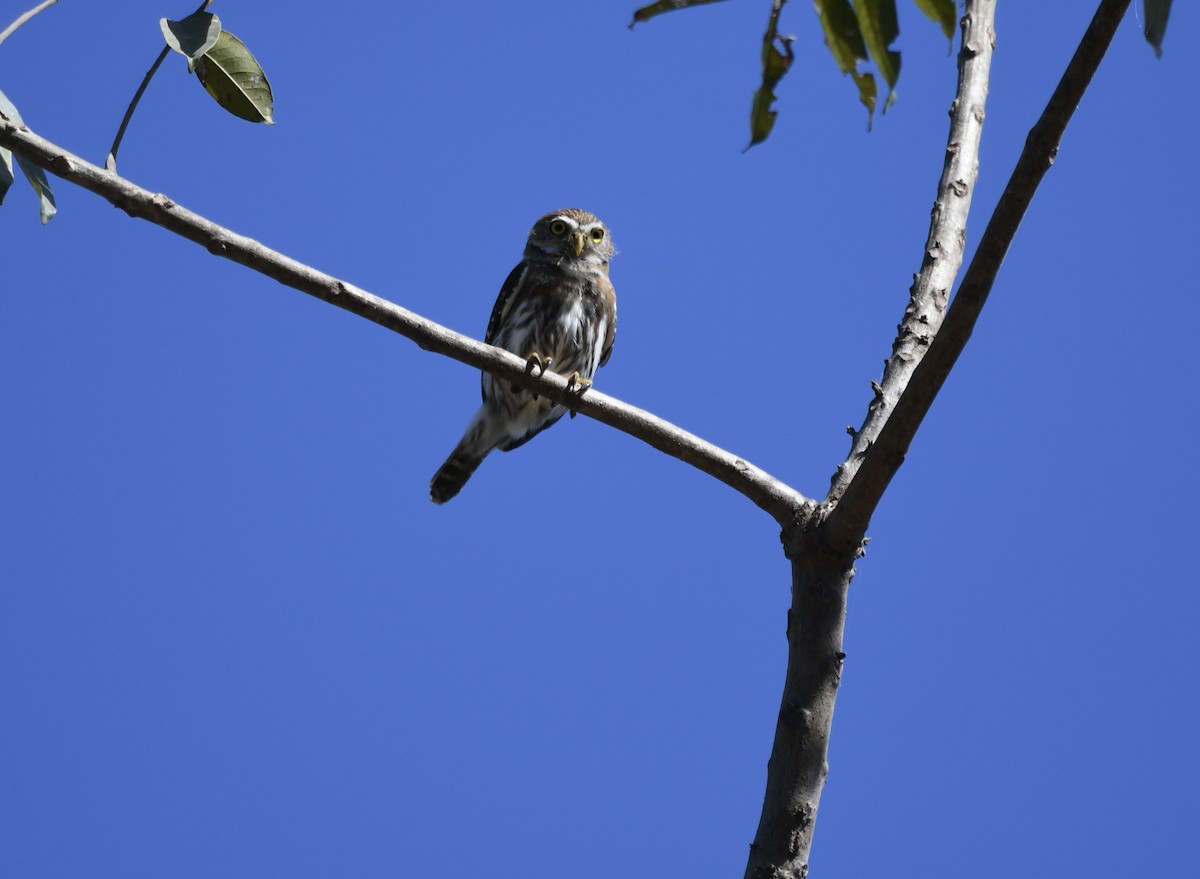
[490,268,609,373]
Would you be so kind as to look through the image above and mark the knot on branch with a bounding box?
[779,505,819,561]
[790,803,814,834]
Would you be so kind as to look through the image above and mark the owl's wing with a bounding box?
[484,263,528,347]
[481,262,528,402]
[598,275,618,368]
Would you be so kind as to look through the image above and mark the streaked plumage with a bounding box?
[430,209,618,504]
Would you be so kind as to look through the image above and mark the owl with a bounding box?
[429,208,618,504]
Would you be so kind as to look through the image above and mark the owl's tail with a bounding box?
[429,410,502,505]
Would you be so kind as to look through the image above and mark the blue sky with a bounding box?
[2,2,1197,876]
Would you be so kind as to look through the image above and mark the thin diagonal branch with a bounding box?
[0,0,59,48]
[0,116,811,523]
[824,0,1132,551]
[825,0,996,528]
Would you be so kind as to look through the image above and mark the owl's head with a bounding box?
[525,209,614,267]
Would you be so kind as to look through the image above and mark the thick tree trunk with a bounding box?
[745,528,855,879]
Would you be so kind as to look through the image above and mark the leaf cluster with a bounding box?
[0,1,274,219]
[629,0,1172,147]
[0,1,1178,211]
[161,10,273,125]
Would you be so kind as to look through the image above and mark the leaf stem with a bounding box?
[105,46,169,172]
[104,0,216,172]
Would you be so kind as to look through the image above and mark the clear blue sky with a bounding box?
[3,2,1197,876]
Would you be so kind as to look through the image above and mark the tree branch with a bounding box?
[745,2,1136,875]
[824,0,1132,553]
[825,0,997,544]
[0,0,59,48]
[747,3,997,876]
[0,117,811,524]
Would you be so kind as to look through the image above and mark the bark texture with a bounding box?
[745,531,854,879]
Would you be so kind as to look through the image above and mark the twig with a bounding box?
[106,45,169,172]
[0,0,59,48]
[0,116,812,523]
[105,0,215,172]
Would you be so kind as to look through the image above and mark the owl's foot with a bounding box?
[525,353,552,375]
[523,353,553,400]
[565,372,592,418]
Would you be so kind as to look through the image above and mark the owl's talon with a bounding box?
[565,372,593,418]
[565,372,592,394]
[524,353,553,399]
[525,353,552,376]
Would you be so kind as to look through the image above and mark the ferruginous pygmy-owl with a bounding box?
[430,209,618,504]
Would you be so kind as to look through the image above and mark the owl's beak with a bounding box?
[569,230,585,256]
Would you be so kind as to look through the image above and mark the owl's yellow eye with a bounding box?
[549,220,568,236]
[590,228,605,243]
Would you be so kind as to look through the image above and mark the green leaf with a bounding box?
[629,0,729,28]
[1144,0,1172,58]
[912,0,955,43]
[0,86,26,127]
[746,0,795,149]
[194,29,275,124]
[855,0,901,113]
[161,10,222,73]
[0,146,14,206]
[0,87,56,223]
[17,151,57,223]
[0,88,15,205]
[814,0,878,127]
